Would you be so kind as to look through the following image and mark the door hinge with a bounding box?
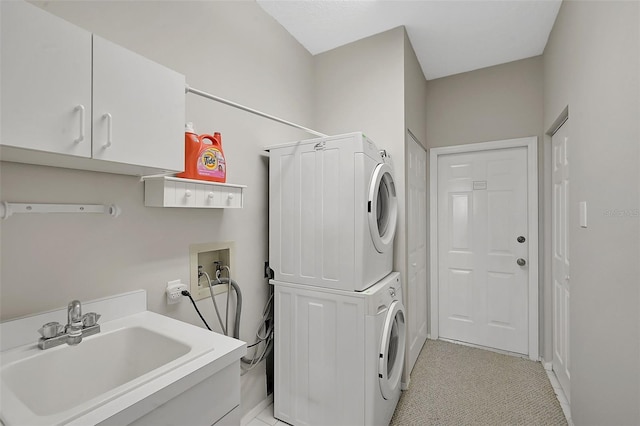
[264,261,274,280]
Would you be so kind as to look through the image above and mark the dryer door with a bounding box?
[368,162,398,253]
[379,300,406,400]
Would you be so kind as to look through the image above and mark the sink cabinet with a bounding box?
[101,361,241,426]
[0,0,185,176]
[0,294,246,426]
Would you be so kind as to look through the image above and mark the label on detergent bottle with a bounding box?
[197,147,226,179]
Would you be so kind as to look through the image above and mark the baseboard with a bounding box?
[542,359,553,371]
[241,393,274,426]
[543,368,572,424]
[439,338,529,360]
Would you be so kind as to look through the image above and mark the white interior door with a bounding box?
[437,147,529,354]
[552,120,571,401]
[406,132,428,374]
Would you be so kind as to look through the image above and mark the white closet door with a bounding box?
[552,120,571,401]
[406,133,428,374]
[438,147,529,354]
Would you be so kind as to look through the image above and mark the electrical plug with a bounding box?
[166,280,188,304]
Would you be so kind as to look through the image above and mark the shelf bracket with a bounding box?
[0,202,122,220]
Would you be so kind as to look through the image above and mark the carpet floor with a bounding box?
[390,340,567,426]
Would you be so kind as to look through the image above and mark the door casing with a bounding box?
[404,129,428,384]
[429,137,539,361]
[551,118,571,400]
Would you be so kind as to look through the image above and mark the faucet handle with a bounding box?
[38,322,63,339]
[82,312,101,327]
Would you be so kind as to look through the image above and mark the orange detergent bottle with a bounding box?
[196,132,226,183]
[176,122,201,179]
[176,123,226,183]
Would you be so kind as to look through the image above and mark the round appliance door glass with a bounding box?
[368,162,398,253]
[379,300,406,400]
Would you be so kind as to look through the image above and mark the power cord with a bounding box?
[241,291,273,374]
[181,290,212,331]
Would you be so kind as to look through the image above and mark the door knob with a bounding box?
[517,236,526,243]
[517,258,527,266]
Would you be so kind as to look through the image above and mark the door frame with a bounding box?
[429,137,539,361]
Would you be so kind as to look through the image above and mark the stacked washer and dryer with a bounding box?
[267,132,406,426]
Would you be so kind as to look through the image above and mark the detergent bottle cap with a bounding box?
[185,122,196,133]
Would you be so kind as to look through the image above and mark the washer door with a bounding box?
[379,300,406,400]
[368,162,398,253]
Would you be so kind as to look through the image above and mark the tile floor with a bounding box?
[245,403,286,426]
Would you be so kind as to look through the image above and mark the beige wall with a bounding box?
[425,56,544,149]
[404,30,428,149]
[0,0,315,417]
[544,1,640,424]
[313,27,408,279]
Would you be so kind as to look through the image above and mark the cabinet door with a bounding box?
[1,0,91,157]
[92,36,185,171]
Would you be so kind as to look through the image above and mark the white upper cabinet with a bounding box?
[0,1,185,175]
[92,36,185,171]
[1,0,92,158]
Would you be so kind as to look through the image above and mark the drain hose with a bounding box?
[210,278,273,366]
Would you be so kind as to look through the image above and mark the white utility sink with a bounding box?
[0,306,246,426]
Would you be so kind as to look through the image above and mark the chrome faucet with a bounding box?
[66,300,83,345]
[37,300,101,350]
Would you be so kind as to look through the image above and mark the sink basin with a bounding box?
[0,310,246,426]
[3,327,190,416]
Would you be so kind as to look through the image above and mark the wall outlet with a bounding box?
[166,280,188,304]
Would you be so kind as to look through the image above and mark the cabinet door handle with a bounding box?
[102,113,113,148]
[74,105,85,144]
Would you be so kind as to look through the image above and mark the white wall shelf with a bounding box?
[144,176,245,209]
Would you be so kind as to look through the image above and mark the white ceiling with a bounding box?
[256,0,562,80]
